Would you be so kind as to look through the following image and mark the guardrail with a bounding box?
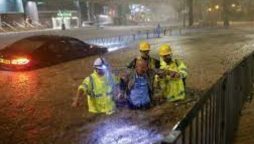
[84,26,212,48]
[1,22,18,31]
[85,29,162,47]
[85,27,163,50]
[162,53,254,144]
[0,21,45,33]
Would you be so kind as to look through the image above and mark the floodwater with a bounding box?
[0,27,254,144]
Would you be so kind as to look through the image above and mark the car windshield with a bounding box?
[7,39,46,53]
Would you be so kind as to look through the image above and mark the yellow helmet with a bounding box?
[159,44,172,56]
[139,41,150,51]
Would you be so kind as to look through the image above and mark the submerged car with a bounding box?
[0,35,107,70]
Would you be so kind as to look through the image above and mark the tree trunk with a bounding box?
[188,0,194,26]
[86,1,91,22]
[222,0,230,27]
[75,0,82,27]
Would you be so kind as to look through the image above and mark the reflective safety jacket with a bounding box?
[127,56,160,70]
[78,71,119,114]
[158,58,188,102]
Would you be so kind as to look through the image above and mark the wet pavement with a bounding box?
[0,27,254,144]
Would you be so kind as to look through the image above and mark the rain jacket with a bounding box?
[78,71,119,114]
[158,58,188,102]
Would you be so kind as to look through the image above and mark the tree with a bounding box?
[74,0,82,27]
[222,0,230,27]
[188,0,194,26]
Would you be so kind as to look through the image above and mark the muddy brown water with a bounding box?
[0,27,254,144]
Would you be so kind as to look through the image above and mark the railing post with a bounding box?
[220,78,227,144]
[162,130,181,144]
[146,31,149,39]
[133,34,136,41]
[157,30,160,38]
[118,35,121,42]
[164,29,167,36]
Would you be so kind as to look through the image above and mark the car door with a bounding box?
[55,40,72,61]
[43,40,69,64]
[32,42,56,66]
[67,39,90,57]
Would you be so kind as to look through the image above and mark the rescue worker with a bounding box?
[121,59,156,109]
[72,57,119,115]
[127,41,160,70]
[156,23,161,38]
[157,44,188,102]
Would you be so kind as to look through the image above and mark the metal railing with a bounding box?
[162,53,254,144]
[1,22,18,31]
[0,21,46,33]
[85,25,223,49]
[0,26,7,32]
[85,29,164,47]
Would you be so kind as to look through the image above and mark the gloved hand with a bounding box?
[166,70,181,79]
[116,91,126,101]
[154,69,166,78]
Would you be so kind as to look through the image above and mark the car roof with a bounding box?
[24,35,78,41]
[2,35,82,53]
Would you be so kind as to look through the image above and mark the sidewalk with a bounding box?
[233,100,254,144]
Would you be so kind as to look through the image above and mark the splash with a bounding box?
[87,119,163,144]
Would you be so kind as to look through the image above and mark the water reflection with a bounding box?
[87,118,162,144]
[2,71,52,143]
[87,40,128,52]
[7,72,39,106]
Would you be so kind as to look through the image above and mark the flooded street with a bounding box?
[0,27,254,144]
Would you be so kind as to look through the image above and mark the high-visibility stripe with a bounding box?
[94,94,103,97]
[89,76,96,97]
[88,75,114,98]
[167,91,185,98]
[107,91,113,95]
[93,91,113,98]
[180,68,188,72]
[83,83,88,89]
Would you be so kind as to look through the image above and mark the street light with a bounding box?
[231,3,236,8]
[215,5,220,10]
[207,8,212,12]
